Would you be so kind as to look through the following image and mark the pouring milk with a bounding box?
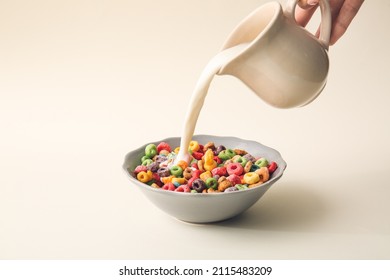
[175,0,331,163]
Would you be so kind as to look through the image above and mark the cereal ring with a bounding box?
[137,170,153,183]
[226,162,244,176]
[207,187,220,193]
[189,140,200,152]
[225,186,239,192]
[255,157,269,167]
[200,171,212,182]
[268,161,278,174]
[176,160,188,171]
[141,158,153,166]
[227,174,241,186]
[145,144,157,159]
[205,177,218,190]
[249,181,263,188]
[192,179,206,193]
[183,167,193,179]
[175,185,187,192]
[170,165,183,177]
[233,155,248,167]
[151,183,160,188]
[243,172,260,184]
[157,167,170,178]
[197,159,205,172]
[162,182,175,191]
[203,142,215,153]
[147,161,160,172]
[255,166,270,182]
[243,153,256,163]
[215,145,226,156]
[157,142,171,153]
[211,166,227,177]
[161,175,174,184]
[203,149,217,171]
[244,161,253,173]
[172,177,187,186]
[218,149,236,160]
[134,165,148,174]
[218,179,232,192]
[233,149,247,156]
[236,184,249,191]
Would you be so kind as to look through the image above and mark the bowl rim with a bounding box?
[122,134,287,197]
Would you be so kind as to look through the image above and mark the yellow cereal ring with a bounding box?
[243,172,260,184]
[161,175,174,184]
[255,167,270,182]
[189,140,200,152]
[197,159,205,172]
[137,170,153,183]
[203,149,217,171]
[172,177,187,185]
[151,183,160,188]
[200,171,212,182]
[174,147,180,154]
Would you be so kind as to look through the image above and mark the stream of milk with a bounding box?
[175,43,249,163]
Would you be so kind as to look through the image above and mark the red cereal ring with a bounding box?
[192,151,204,160]
[157,142,171,153]
[227,174,241,186]
[211,166,227,177]
[134,165,148,174]
[268,161,278,174]
[226,162,244,176]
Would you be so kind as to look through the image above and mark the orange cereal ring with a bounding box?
[176,160,188,170]
[255,167,270,182]
[218,179,232,192]
[161,175,174,184]
[183,167,193,179]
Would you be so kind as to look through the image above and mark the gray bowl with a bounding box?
[122,135,287,223]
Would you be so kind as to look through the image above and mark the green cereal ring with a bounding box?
[170,165,183,177]
[141,155,150,163]
[145,144,157,158]
[206,177,218,190]
[218,149,236,160]
[233,155,248,167]
[142,159,153,166]
[236,184,249,191]
[255,157,269,167]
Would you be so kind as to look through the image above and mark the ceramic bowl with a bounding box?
[122,135,287,223]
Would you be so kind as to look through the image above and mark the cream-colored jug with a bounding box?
[218,0,331,108]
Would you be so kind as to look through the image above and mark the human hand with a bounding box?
[295,0,364,45]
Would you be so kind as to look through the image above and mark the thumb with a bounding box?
[298,0,319,9]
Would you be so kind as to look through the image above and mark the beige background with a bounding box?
[1,0,389,259]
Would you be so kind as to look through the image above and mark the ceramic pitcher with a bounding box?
[218,0,332,108]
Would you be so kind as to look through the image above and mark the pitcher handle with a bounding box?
[284,0,332,49]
